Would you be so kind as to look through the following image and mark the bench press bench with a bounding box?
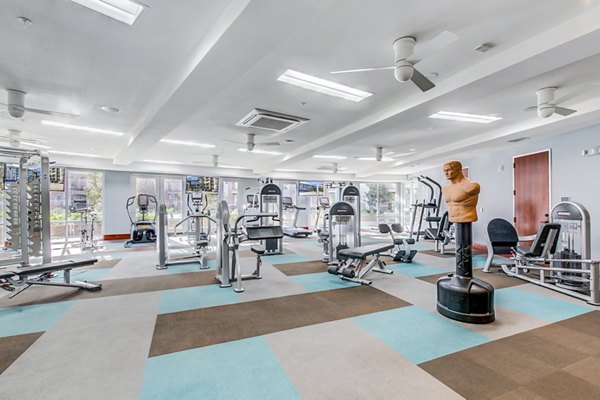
[327,243,395,285]
[0,259,102,299]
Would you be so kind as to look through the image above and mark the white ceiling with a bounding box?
[1,0,600,180]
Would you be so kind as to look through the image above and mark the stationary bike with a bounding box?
[124,194,158,248]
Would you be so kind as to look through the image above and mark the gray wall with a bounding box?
[103,170,133,235]
[415,124,600,257]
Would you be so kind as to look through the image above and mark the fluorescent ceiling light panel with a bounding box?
[428,111,502,124]
[237,148,282,155]
[68,0,144,26]
[41,120,125,136]
[277,69,372,102]
[49,150,103,158]
[312,155,347,160]
[143,159,184,165]
[274,169,302,172]
[160,139,216,148]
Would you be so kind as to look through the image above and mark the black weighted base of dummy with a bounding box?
[436,222,495,324]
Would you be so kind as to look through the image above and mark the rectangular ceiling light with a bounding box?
[160,139,216,148]
[218,165,246,169]
[68,0,144,26]
[277,69,372,102]
[428,111,502,124]
[237,148,282,155]
[313,155,347,160]
[274,169,302,172]
[49,150,103,158]
[42,120,125,136]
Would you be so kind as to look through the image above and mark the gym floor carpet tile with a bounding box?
[386,261,453,277]
[140,337,300,400]
[353,306,489,364]
[262,253,309,264]
[272,260,328,276]
[149,285,410,357]
[0,301,74,337]
[290,271,360,292]
[161,259,217,275]
[0,332,43,374]
[495,286,593,322]
[418,268,527,289]
[158,284,241,314]
[0,270,217,308]
[420,312,600,399]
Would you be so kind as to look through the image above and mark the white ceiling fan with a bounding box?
[224,133,293,151]
[0,89,79,119]
[524,83,600,118]
[0,129,50,149]
[331,30,457,92]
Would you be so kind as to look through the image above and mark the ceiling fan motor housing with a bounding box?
[536,87,556,118]
[393,37,416,82]
[7,89,26,118]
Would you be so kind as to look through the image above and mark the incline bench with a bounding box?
[328,243,394,285]
[0,259,102,299]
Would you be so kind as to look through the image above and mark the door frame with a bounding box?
[512,148,552,232]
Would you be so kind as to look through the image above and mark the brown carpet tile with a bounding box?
[273,260,328,276]
[0,270,216,308]
[420,311,600,400]
[84,258,121,270]
[149,285,410,357]
[418,268,527,289]
[0,332,43,374]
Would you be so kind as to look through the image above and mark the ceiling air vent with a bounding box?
[236,108,309,133]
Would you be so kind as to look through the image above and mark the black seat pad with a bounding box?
[250,245,266,255]
[338,244,394,260]
[16,259,98,276]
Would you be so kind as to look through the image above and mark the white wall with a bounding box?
[103,170,134,235]
[414,124,600,257]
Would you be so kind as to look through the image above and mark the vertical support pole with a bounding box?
[454,222,473,278]
[40,153,51,264]
[590,262,599,305]
[19,157,29,266]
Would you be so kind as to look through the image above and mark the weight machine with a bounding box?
[215,200,283,292]
[0,147,51,267]
[409,175,442,241]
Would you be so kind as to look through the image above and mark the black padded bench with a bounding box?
[0,258,102,299]
[329,243,395,285]
[338,244,394,260]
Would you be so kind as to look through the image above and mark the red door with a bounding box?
[513,150,550,238]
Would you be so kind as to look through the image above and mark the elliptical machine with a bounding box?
[124,194,157,248]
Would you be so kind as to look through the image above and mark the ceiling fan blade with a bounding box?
[222,138,244,144]
[411,68,435,92]
[554,106,577,116]
[258,141,281,146]
[523,105,537,112]
[410,30,458,63]
[331,66,394,74]
[24,107,79,118]
[554,82,600,105]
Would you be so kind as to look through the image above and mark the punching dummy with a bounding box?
[436,161,495,324]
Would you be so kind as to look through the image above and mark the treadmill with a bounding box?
[282,196,312,237]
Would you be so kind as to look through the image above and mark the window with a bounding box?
[67,170,103,243]
[163,178,183,230]
[133,176,158,221]
[221,180,238,221]
[360,182,399,231]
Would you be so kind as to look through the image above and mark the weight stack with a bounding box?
[437,222,495,324]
